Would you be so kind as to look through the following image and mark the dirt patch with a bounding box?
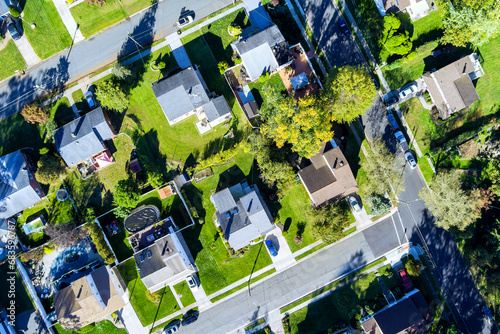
[458,139,479,159]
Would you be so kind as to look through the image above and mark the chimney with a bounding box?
[71,131,76,138]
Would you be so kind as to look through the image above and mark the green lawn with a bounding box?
[182,151,273,295]
[210,268,277,302]
[0,40,25,81]
[70,0,153,37]
[173,281,196,308]
[19,0,72,59]
[289,272,384,333]
[400,9,445,46]
[118,259,180,326]
[54,320,127,334]
[0,263,34,316]
[377,264,399,290]
[72,89,89,114]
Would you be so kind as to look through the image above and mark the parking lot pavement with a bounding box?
[265,227,294,271]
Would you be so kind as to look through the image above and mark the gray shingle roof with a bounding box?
[53,108,115,167]
[0,151,42,219]
[211,184,274,250]
[203,96,232,123]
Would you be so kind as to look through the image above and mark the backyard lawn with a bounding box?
[173,281,196,307]
[19,0,72,59]
[118,259,180,326]
[54,320,126,334]
[70,0,153,37]
[0,40,25,81]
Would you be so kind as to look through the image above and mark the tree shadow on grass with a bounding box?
[178,185,204,261]
[136,129,168,176]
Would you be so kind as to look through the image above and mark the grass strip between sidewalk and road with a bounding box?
[0,40,25,81]
[210,268,277,303]
[280,256,387,313]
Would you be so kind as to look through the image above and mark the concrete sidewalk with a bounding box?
[13,34,40,67]
[52,0,85,43]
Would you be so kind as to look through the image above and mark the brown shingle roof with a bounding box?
[298,142,358,206]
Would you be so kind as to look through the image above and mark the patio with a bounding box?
[127,216,176,253]
[279,45,322,99]
[77,148,115,179]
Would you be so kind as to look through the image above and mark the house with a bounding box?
[152,66,232,133]
[211,181,274,250]
[53,265,126,330]
[373,0,435,21]
[0,0,10,22]
[231,25,293,82]
[0,150,44,221]
[361,290,431,334]
[298,140,358,207]
[132,221,197,292]
[423,53,484,119]
[53,107,116,171]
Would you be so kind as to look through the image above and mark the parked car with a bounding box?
[338,19,350,36]
[186,275,198,290]
[162,319,181,334]
[348,196,361,213]
[399,84,417,99]
[386,113,399,131]
[432,46,450,58]
[7,22,21,41]
[394,131,407,145]
[383,96,399,106]
[85,91,96,110]
[482,306,494,324]
[181,311,199,326]
[398,268,412,290]
[404,152,417,169]
[176,15,193,29]
[265,239,278,257]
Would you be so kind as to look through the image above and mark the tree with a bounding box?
[260,84,333,158]
[112,62,132,81]
[95,79,128,112]
[360,138,405,197]
[147,171,164,188]
[482,159,500,195]
[405,258,422,276]
[20,104,49,125]
[45,223,85,247]
[218,61,229,74]
[311,203,350,244]
[419,171,481,230]
[441,6,500,47]
[35,155,66,184]
[113,179,141,208]
[9,6,20,17]
[228,23,242,36]
[45,120,57,138]
[84,221,116,264]
[366,195,391,216]
[323,66,376,124]
[379,14,412,57]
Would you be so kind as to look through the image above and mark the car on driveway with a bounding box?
[7,22,21,41]
[162,319,181,334]
[181,311,199,326]
[482,306,494,324]
[394,131,410,152]
[338,19,350,36]
[85,91,96,110]
[405,152,417,169]
[265,239,278,257]
[432,46,450,58]
[399,84,417,99]
[383,96,399,106]
[348,196,361,213]
[186,275,198,290]
[398,268,412,290]
[176,15,193,29]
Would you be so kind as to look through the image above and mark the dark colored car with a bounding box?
[482,306,493,324]
[265,239,278,257]
[398,268,412,290]
[181,311,199,326]
[432,46,450,58]
[384,96,399,106]
[162,319,181,334]
[7,22,21,41]
[338,19,350,36]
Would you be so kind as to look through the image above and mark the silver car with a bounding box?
[186,275,198,290]
[405,152,417,169]
[399,84,417,99]
[348,196,362,213]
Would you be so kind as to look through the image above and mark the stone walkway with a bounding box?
[52,0,85,43]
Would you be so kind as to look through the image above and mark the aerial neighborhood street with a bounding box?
[0,0,499,333]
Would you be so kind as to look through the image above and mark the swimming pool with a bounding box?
[124,205,160,233]
[50,245,88,278]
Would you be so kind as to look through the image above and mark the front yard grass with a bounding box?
[173,281,196,307]
[118,259,180,326]
[0,40,25,81]
[377,264,399,290]
[19,0,72,59]
[54,320,127,334]
[70,0,153,37]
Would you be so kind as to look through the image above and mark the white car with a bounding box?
[176,15,193,29]
[186,275,198,290]
[405,152,417,169]
[394,131,407,144]
[348,196,362,213]
[399,84,417,99]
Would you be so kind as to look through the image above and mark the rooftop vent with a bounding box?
[340,161,344,167]
[147,251,152,259]
[71,131,77,138]
[233,208,238,215]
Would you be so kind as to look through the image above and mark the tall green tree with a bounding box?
[95,79,129,112]
[323,66,376,123]
[311,203,350,244]
[35,155,67,185]
[419,171,481,230]
[379,14,412,58]
[113,179,141,208]
[260,84,332,158]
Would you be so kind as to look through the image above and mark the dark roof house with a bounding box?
[298,140,358,207]
[210,181,275,250]
[361,290,431,334]
[53,107,116,167]
[0,150,44,221]
[53,265,126,330]
[423,53,484,119]
[134,224,196,292]
[152,67,232,131]
[231,25,293,81]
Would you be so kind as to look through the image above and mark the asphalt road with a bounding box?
[0,0,233,120]
[297,0,363,68]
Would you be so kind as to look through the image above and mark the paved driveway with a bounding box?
[297,0,363,68]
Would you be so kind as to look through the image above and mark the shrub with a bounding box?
[258,73,270,82]
[35,155,66,185]
[367,195,391,216]
[407,51,418,60]
[84,222,116,264]
[152,61,166,70]
[405,258,423,276]
[147,171,164,189]
[45,120,57,138]
[385,59,402,70]
[228,23,242,36]
[282,231,288,237]
[39,147,50,155]
[218,61,229,74]
[114,206,131,218]
[145,290,162,303]
[43,246,55,254]
[9,7,20,17]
